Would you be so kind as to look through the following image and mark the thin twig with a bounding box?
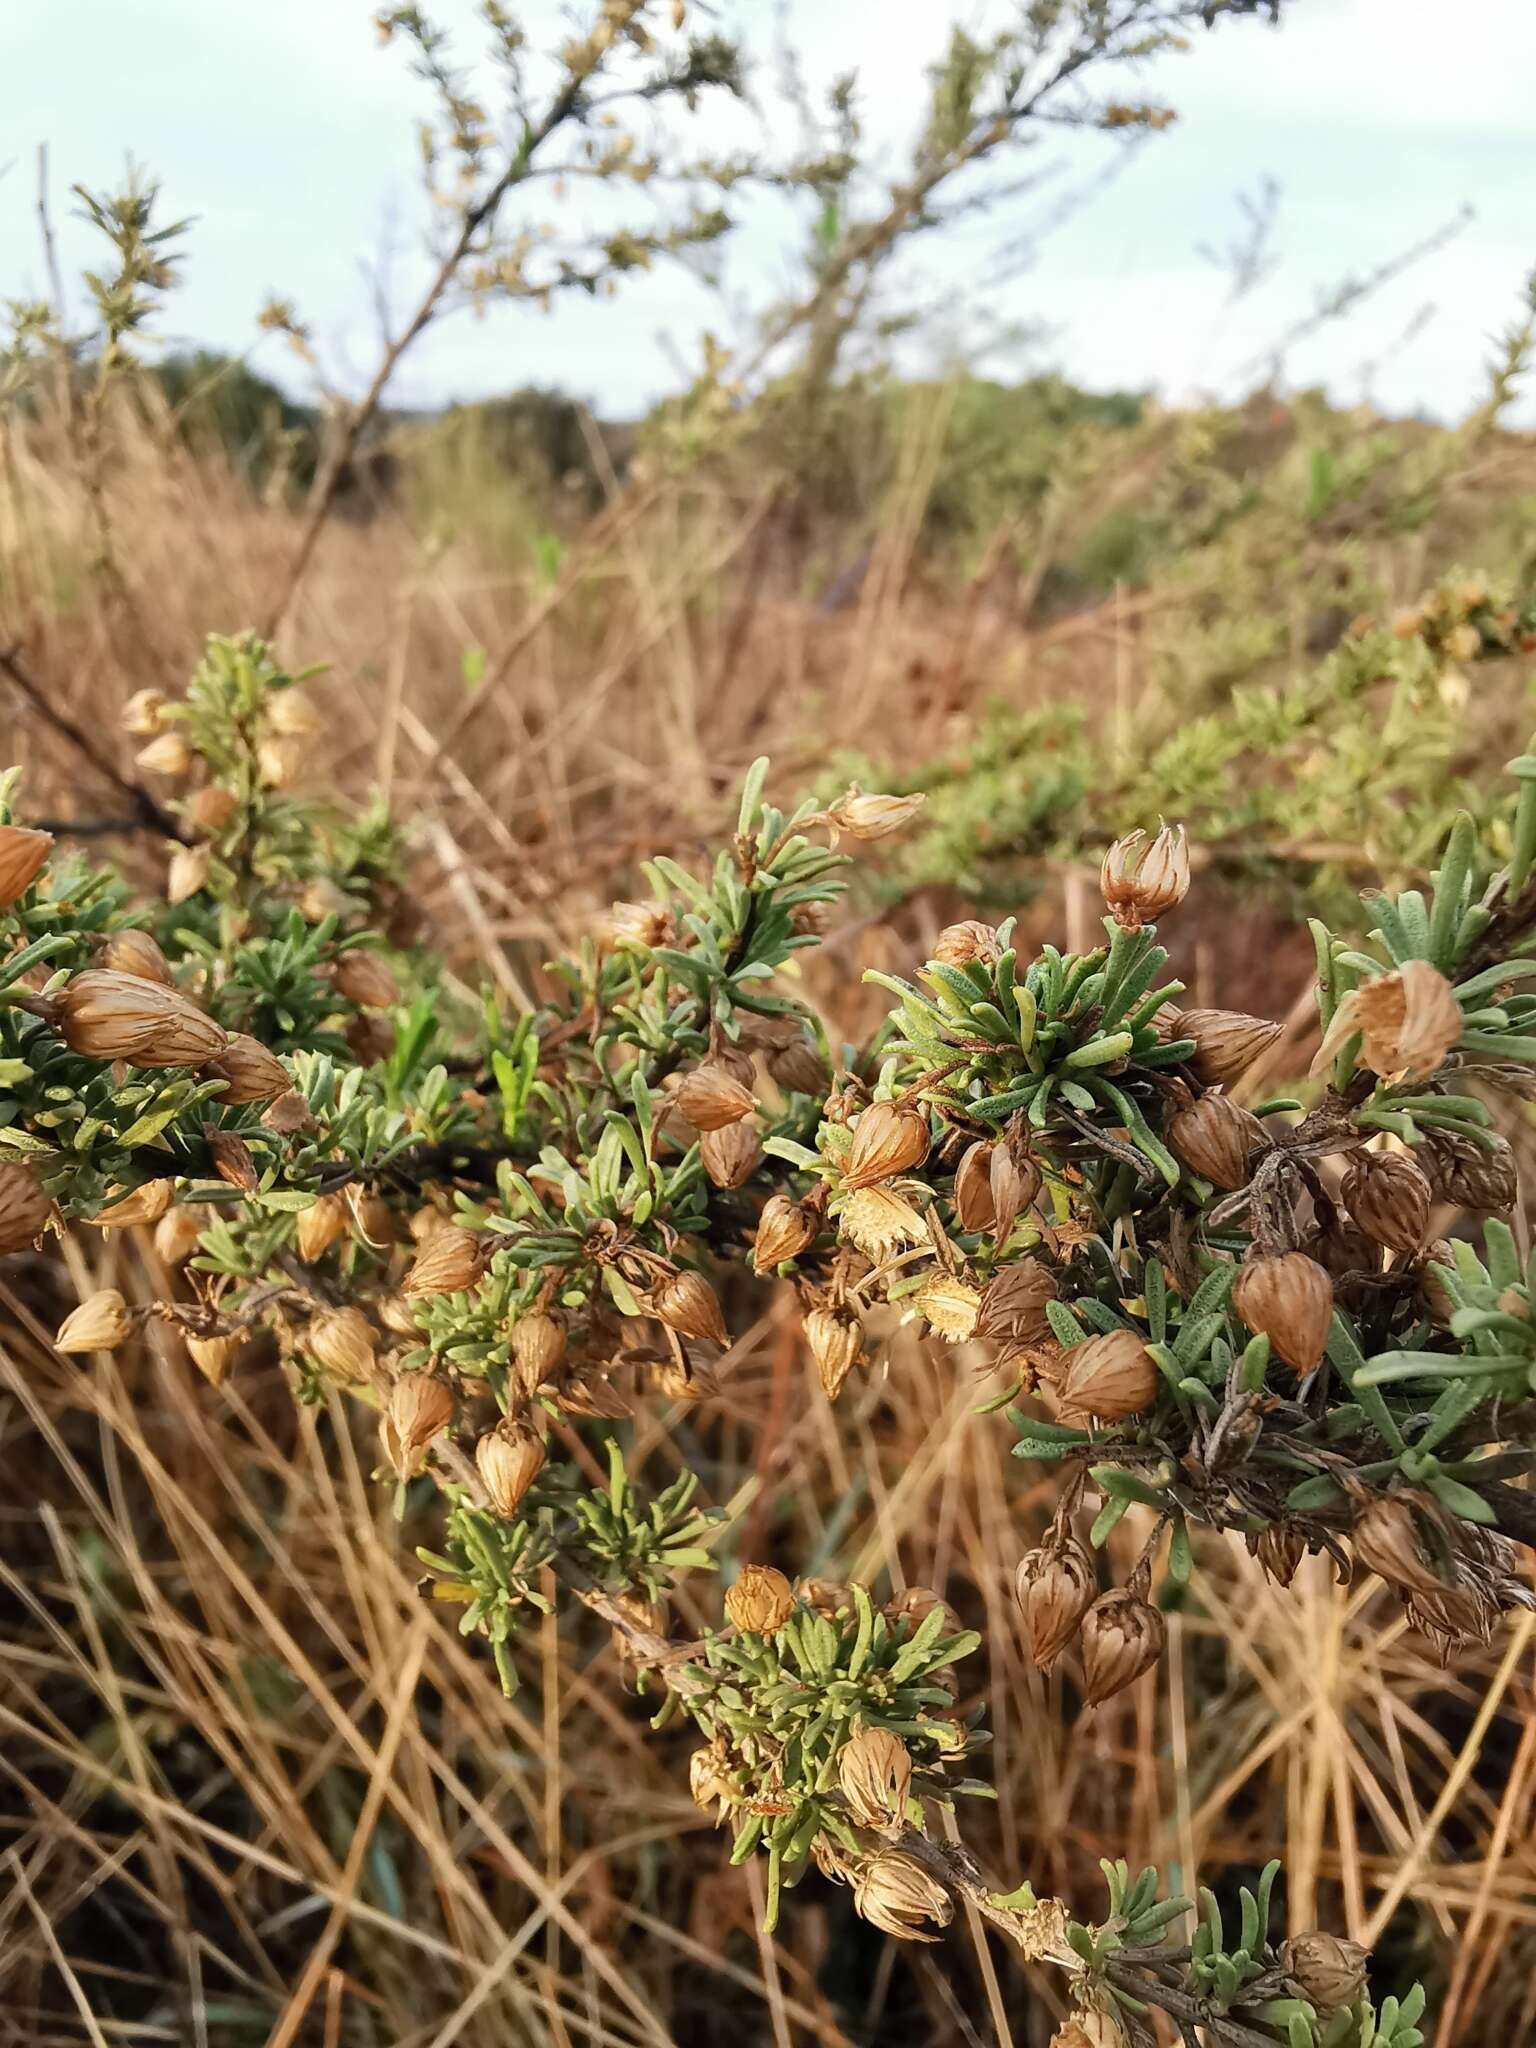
[0,641,187,842]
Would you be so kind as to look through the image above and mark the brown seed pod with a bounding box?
[824,786,926,844]
[295,1191,350,1262]
[799,1577,854,1619]
[724,1564,794,1634]
[836,1726,913,1827]
[652,1269,727,1345]
[1100,823,1190,931]
[851,1850,952,1942]
[55,1289,132,1354]
[1422,1129,1518,1211]
[476,1423,545,1518]
[136,731,193,778]
[1279,1933,1369,2012]
[153,1204,209,1266]
[1341,1147,1432,1251]
[100,928,174,984]
[953,1141,998,1230]
[1250,1522,1307,1587]
[805,1303,863,1397]
[605,900,676,949]
[975,1257,1058,1347]
[206,1128,259,1193]
[1059,1330,1160,1420]
[267,688,322,737]
[187,1332,241,1385]
[1350,1491,1449,1597]
[1015,1532,1097,1668]
[912,1272,982,1340]
[674,1060,755,1131]
[188,783,240,835]
[204,1033,290,1104]
[260,1089,316,1135]
[257,735,302,789]
[346,1012,396,1066]
[1174,1006,1282,1085]
[120,687,166,736]
[307,1306,377,1381]
[1166,1091,1266,1189]
[930,919,1001,968]
[766,1035,828,1097]
[167,845,211,904]
[402,1226,487,1298]
[54,969,227,1068]
[1080,1587,1167,1705]
[380,1374,454,1480]
[92,1179,173,1230]
[1233,1251,1334,1375]
[842,1098,930,1190]
[0,825,53,907]
[700,1120,762,1189]
[1350,960,1463,1080]
[1417,1240,1458,1327]
[1051,2011,1129,2048]
[0,1162,52,1253]
[752,1193,817,1273]
[329,950,399,1010]
[511,1311,566,1395]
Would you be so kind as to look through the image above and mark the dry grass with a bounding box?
[3,380,1536,2044]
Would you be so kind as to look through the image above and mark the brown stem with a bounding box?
[0,641,188,842]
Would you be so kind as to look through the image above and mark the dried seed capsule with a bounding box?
[120,687,166,736]
[153,1204,209,1266]
[1350,1492,1447,1597]
[136,731,192,777]
[989,1143,1040,1241]
[674,1061,755,1132]
[1052,2012,1129,2048]
[837,1726,913,1826]
[267,689,321,737]
[800,1577,854,1618]
[805,1304,863,1397]
[206,1129,259,1193]
[851,1850,952,1941]
[1233,1252,1334,1375]
[307,1306,377,1381]
[348,1186,395,1246]
[766,1036,828,1097]
[92,1179,173,1230]
[1174,1007,1282,1085]
[1279,1933,1369,2012]
[842,1098,930,1190]
[188,784,239,834]
[605,900,675,949]
[931,919,1001,968]
[1080,1587,1166,1705]
[378,1293,419,1338]
[1251,1522,1307,1587]
[1166,1092,1266,1190]
[825,786,926,844]
[205,1033,291,1104]
[1059,1330,1160,1419]
[167,845,211,904]
[379,1375,454,1481]
[402,1227,486,1298]
[260,1089,315,1134]
[975,1258,1058,1347]
[1015,1532,1097,1668]
[953,1141,998,1231]
[912,1272,982,1340]
[1342,1147,1432,1251]
[1422,1129,1517,1211]
[100,928,173,984]
[700,1120,762,1190]
[187,1332,241,1385]
[54,969,226,1068]
[299,877,351,924]
[652,1269,727,1345]
[752,1193,816,1273]
[0,1162,51,1253]
[329,950,399,1010]
[724,1564,794,1634]
[55,1289,132,1354]
[295,1191,350,1262]
[476,1423,545,1517]
[0,825,53,906]
[1100,823,1190,931]
[511,1311,566,1395]
[841,1186,926,1258]
[346,1012,395,1066]
[257,736,301,789]
[1351,960,1462,1080]
[1418,1240,1458,1327]
[688,1742,737,1815]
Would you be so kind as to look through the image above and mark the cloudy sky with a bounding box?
[3,0,1533,423]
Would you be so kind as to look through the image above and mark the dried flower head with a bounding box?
[0,825,53,907]
[330,950,399,1011]
[267,688,322,737]
[1350,1492,1448,1597]
[842,1098,930,1191]
[167,844,212,905]
[257,736,302,789]
[380,1374,454,1481]
[187,1332,241,1385]
[476,1423,545,1518]
[205,1034,290,1104]
[688,1741,737,1817]
[0,1163,52,1254]
[700,1120,762,1189]
[100,928,174,984]
[92,1179,173,1230]
[1052,2010,1128,2048]
[188,783,240,834]
[1081,1587,1166,1705]
[766,1035,828,1097]
[1233,1252,1334,1375]
[205,1128,259,1193]
[842,1185,927,1258]
[1059,1330,1160,1420]
[674,1061,755,1132]
[1175,1007,1282,1085]
[403,1227,487,1298]
[120,687,166,736]
[851,1850,952,1941]
[975,1258,1058,1348]
[511,1311,567,1394]
[55,1289,132,1354]
[54,970,226,1068]
[805,1303,863,1397]
[837,1726,913,1826]
[1166,1091,1266,1190]
[1313,959,1463,1082]
[1422,1129,1517,1211]
[1100,823,1190,930]
[752,1193,817,1273]
[1015,1532,1097,1668]
[1342,1147,1431,1251]
[153,1204,209,1266]
[308,1306,377,1381]
[1280,1933,1369,2012]
[136,731,193,778]
[912,1271,981,1341]
[605,900,676,949]
[295,1191,350,1262]
[931,919,1001,967]
[652,1269,727,1345]
[724,1564,794,1634]
[825,785,926,845]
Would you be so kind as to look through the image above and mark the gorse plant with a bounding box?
[17,622,1536,2041]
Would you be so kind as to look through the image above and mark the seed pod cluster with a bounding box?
[54,970,227,1068]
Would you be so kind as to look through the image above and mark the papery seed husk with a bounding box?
[261,1088,315,1134]
[931,920,1001,968]
[1174,1007,1282,1085]
[975,1258,1058,1346]
[1422,1129,1518,1211]
[652,1269,727,1345]
[800,1577,854,1618]
[349,1188,396,1246]
[153,1204,209,1265]
[953,1141,997,1230]
[206,1128,259,1193]
[257,736,301,789]
[725,1564,794,1634]
[1351,1492,1449,1597]
[752,1193,815,1273]
[0,825,53,907]
[381,1375,454,1479]
[403,1227,486,1298]
[851,1849,951,1941]
[1353,959,1462,1080]
[120,688,166,736]
[1059,1329,1160,1420]
[476,1423,545,1517]
[267,688,322,737]
[1166,1091,1266,1190]
[1100,823,1190,931]
[0,1162,52,1253]
[689,1742,736,1814]
[188,783,239,834]
[167,845,211,905]
[605,899,676,949]
[912,1272,981,1341]
[55,969,226,1068]
[136,732,193,777]
[840,1185,926,1258]
[330,950,399,1010]
[1081,1588,1166,1705]
[1232,1251,1334,1374]
[674,1061,755,1132]
[1051,2011,1129,2048]
[1341,1147,1432,1251]
[100,928,174,984]
[836,1726,912,1827]
[1251,1522,1307,1586]
[93,1179,173,1230]
[700,1120,761,1189]
[511,1311,567,1393]
[805,1304,863,1397]
[296,1191,350,1262]
[990,1142,1039,1242]
[187,1332,241,1385]
[1279,1933,1369,2012]
[308,1306,377,1381]
[204,1033,290,1104]
[842,1098,930,1190]
[766,1036,828,1097]
[379,1293,419,1337]
[1418,1240,1458,1327]
[825,787,926,845]
[56,1289,132,1354]
[1015,1533,1097,1668]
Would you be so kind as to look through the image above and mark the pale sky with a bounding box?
[4,0,1534,424]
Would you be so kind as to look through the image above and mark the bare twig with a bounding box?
[0,641,187,842]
